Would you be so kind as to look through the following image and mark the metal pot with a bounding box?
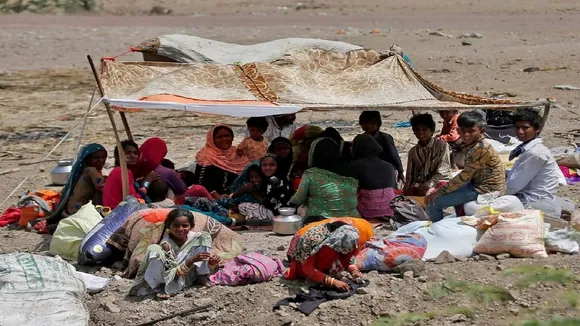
[272,207,303,235]
[51,159,73,186]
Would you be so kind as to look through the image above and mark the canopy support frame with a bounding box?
[88,55,130,199]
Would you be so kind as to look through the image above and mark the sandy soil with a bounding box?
[1,1,580,325]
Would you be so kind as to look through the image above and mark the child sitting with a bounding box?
[404,114,452,196]
[358,111,404,183]
[425,111,505,222]
[237,117,269,161]
[436,110,462,169]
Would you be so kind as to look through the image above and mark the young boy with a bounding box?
[425,111,505,222]
[358,111,405,183]
[505,108,571,218]
[237,117,269,161]
[404,114,452,196]
[436,110,462,169]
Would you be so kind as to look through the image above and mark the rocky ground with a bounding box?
[1,0,580,325]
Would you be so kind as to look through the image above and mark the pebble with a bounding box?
[393,260,426,277]
[543,265,557,270]
[523,67,540,73]
[455,256,468,262]
[462,41,472,46]
[102,301,121,313]
[418,275,428,283]
[497,264,506,271]
[496,253,510,260]
[403,271,414,280]
[433,251,457,264]
[478,254,496,261]
[519,301,532,308]
[276,245,286,251]
[509,308,520,315]
[356,287,371,295]
[192,312,212,321]
[449,314,467,322]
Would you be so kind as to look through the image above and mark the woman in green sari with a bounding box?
[289,138,359,218]
[129,208,217,299]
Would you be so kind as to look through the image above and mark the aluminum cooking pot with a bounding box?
[51,159,73,186]
[272,207,303,235]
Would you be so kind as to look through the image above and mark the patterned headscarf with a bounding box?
[289,224,359,262]
[47,143,106,222]
[195,125,250,174]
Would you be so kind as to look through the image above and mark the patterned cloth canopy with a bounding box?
[100,48,549,117]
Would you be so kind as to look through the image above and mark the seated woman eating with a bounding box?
[289,138,359,218]
[285,221,366,291]
[129,208,219,299]
[237,154,293,225]
[193,125,250,197]
[46,143,107,227]
[404,113,452,196]
[103,140,159,209]
[350,134,398,219]
[505,108,572,218]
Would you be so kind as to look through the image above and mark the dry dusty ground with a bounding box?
[1,1,580,325]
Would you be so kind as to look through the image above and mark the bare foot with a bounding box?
[156,292,170,300]
[197,275,213,287]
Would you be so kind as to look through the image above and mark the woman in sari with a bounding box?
[46,143,107,228]
[238,154,294,225]
[289,138,359,217]
[103,140,159,209]
[129,208,218,298]
[193,125,250,196]
[285,222,367,291]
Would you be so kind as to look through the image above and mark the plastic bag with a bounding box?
[0,254,88,326]
[49,202,102,261]
[78,196,146,264]
[354,233,427,272]
[545,230,580,254]
[394,217,479,260]
[464,194,523,217]
[474,210,548,258]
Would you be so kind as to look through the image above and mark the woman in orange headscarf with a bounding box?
[192,125,250,196]
[285,217,373,291]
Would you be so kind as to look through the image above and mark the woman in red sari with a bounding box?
[285,220,370,291]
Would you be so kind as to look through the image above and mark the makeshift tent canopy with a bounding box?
[99,48,551,118]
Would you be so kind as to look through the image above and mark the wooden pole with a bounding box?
[87,55,130,199]
[538,103,551,136]
[136,305,212,326]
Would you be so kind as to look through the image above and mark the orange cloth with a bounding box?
[437,114,460,143]
[294,217,373,248]
[237,137,268,162]
[195,125,250,174]
[285,246,353,283]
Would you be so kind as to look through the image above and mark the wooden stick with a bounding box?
[538,103,551,135]
[0,168,20,176]
[119,112,133,140]
[87,55,129,199]
[136,304,212,326]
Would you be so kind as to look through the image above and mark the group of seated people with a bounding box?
[46,107,571,231]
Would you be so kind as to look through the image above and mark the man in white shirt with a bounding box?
[505,108,574,218]
[262,114,298,142]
